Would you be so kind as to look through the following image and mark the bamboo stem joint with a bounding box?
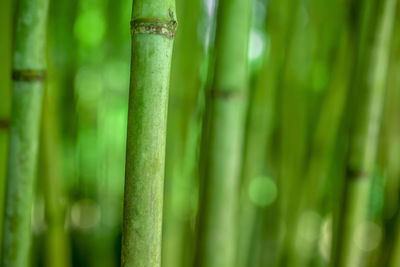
[130,15,178,39]
[12,69,46,82]
[209,89,247,100]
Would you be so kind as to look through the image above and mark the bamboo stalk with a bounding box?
[0,0,49,266]
[0,0,13,250]
[237,1,288,265]
[41,82,70,267]
[238,0,312,265]
[389,212,400,267]
[276,0,312,264]
[333,0,398,266]
[195,0,252,266]
[291,4,355,265]
[161,0,203,266]
[121,1,177,266]
[385,11,400,267]
[295,33,353,267]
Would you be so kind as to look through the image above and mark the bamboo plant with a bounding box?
[121,0,177,266]
[0,0,49,266]
[333,0,398,266]
[195,0,252,266]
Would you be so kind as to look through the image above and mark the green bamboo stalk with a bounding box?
[293,33,353,267]
[0,0,49,266]
[237,1,288,265]
[162,0,203,266]
[386,13,400,267]
[0,0,13,251]
[333,0,398,266]
[275,0,312,264]
[237,54,275,267]
[121,1,177,266]
[290,4,355,264]
[41,81,70,267]
[195,0,252,266]
[389,206,400,267]
[374,6,400,266]
[238,0,310,265]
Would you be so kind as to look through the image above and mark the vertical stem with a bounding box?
[390,214,400,267]
[162,0,203,266]
[41,84,70,267]
[238,0,302,265]
[121,1,177,266]
[334,0,398,266]
[195,0,252,266]
[0,0,49,266]
[0,0,13,249]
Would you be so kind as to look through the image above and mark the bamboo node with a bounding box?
[130,18,178,39]
[12,69,46,82]
[0,119,9,131]
[209,89,246,100]
[346,167,369,180]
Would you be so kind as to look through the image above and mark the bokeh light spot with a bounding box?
[248,29,265,61]
[319,215,332,261]
[354,221,382,252]
[248,176,277,207]
[74,9,106,47]
[70,199,101,231]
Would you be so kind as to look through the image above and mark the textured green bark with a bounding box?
[334,0,398,266]
[0,0,49,266]
[195,0,252,267]
[121,1,177,266]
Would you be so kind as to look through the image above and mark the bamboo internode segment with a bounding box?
[122,1,177,266]
[130,18,178,39]
[12,69,46,82]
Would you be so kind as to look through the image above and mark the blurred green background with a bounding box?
[0,0,400,266]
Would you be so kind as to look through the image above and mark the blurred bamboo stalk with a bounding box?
[121,0,177,266]
[41,82,70,267]
[291,2,355,264]
[0,0,49,266]
[390,213,400,267]
[237,1,291,265]
[45,2,77,265]
[0,0,13,250]
[195,0,252,266]
[275,0,311,264]
[333,0,398,266]
[162,0,203,266]
[377,6,400,265]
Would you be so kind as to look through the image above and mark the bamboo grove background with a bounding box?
[0,0,400,266]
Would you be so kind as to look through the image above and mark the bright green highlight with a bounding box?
[248,176,277,207]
